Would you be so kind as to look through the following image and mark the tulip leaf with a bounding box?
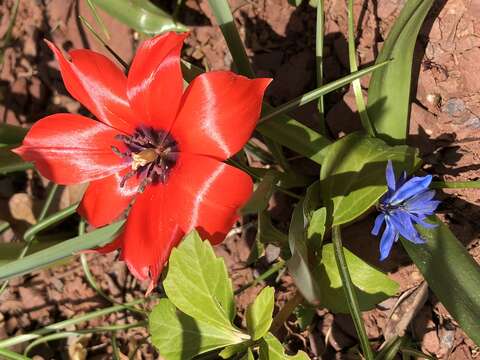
[241,171,278,215]
[246,286,275,340]
[0,124,27,147]
[0,148,32,174]
[163,231,237,331]
[318,244,399,313]
[402,217,480,345]
[219,342,253,359]
[0,221,124,282]
[367,0,434,143]
[0,240,63,266]
[257,211,289,255]
[259,333,309,360]
[287,182,324,305]
[149,299,247,360]
[91,0,187,36]
[320,132,419,226]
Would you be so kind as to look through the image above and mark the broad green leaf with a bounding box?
[163,231,237,330]
[219,342,253,359]
[307,207,326,253]
[259,333,309,360]
[241,171,278,215]
[246,286,275,340]
[293,304,316,331]
[402,217,480,345]
[0,149,32,174]
[149,299,247,360]
[91,0,187,36]
[0,124,27,147]
[241,348,254,360]
[367,0,434,143]
[287,182,324,304]
[320,132,419,226]
[0,221,124,282]
[318,244,398,313]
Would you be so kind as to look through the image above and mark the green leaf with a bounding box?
[287,182,325,304]
[241,171,278,215]
[150,299,247,360]
[0,124,27,147]
[91,0,187,36]
[402,217,480,346]
[0,240,63,266]
[0,221,124,282]
[293,304,316,331]
[0,148,32,174]
[259,333,309,360]
[241,348,255,360]
[257,211,288,251]
[219,342,253,359]
[318,243,398,313]
[246,286,275,340]
[367,0,434,143]
[288,0,303,6]
[163,231,237,331]
[320,132,419,226]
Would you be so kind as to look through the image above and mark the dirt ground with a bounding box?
[0,0,479,359]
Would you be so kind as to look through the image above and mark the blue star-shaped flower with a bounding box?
[372,160,441,260]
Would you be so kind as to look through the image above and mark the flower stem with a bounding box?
[332,225,374,360]
[430,180,480,189]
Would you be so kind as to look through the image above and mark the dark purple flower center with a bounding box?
[112,127,179,191]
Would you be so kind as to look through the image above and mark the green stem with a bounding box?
[0,300,145,348]
[23,203,78,243]
[37,183,60,221]
[234,260,285,295]
[430,180,480,189]
[332,226,374,360]
[258,61,389,124]
[207,0,255,77]
[316,0,326,134]
[111,331,121,360]
[347,0,375,136]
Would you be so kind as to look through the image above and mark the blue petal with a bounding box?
[397,171,408,188]
[372,213,385,236]
[390,175,433,205]
[405,190,440,213]
[389,210,425,244]
[385,160,396,192]
[410,214,438,229]
[379,218,398,260]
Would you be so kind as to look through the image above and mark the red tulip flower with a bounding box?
[14,32,271,293]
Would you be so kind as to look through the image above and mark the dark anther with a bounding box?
[112,127,179,191]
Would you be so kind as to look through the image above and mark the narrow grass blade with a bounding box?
[315,0,326,134]
[347,0,374,135]
[206,0,254,77]
[0,221,124,282]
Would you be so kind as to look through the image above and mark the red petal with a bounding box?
[101,153,253,289]
[78,168,140,228]
[126,32,187,130]
[171,71,271,160]
[13,114,128,184]
[47,41,137,134]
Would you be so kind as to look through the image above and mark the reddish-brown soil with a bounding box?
[0,0,479,359]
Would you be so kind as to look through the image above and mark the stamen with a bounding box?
[114,127,179,191]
